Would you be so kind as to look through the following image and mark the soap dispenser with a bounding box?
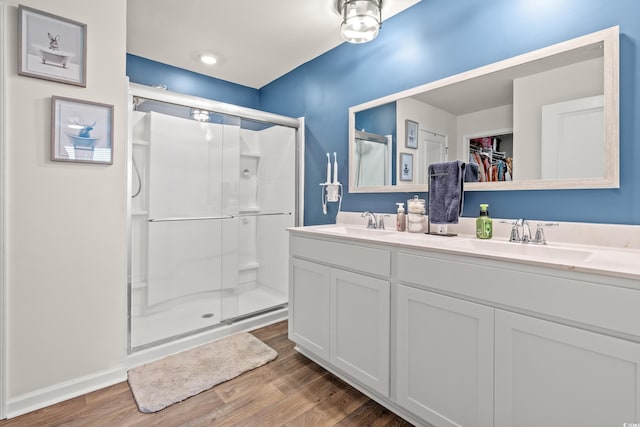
[476,204,493,239]
[396,203,406,232]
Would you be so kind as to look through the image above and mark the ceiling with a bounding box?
[126,0,421,89]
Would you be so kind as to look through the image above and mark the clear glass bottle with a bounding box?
[407,195,426,233]
[476,204,493,239]
[396,203,406,231]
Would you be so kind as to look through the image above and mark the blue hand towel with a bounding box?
[464,162,479,182]
[428,161,466,224]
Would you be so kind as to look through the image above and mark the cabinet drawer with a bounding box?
[290,235,391,277]
[398,251,640,339]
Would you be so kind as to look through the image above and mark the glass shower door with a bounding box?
[131,111,232,348]
[129,98,297,351]
[220,119,295,321]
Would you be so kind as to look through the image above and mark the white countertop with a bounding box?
[289,214,640,282]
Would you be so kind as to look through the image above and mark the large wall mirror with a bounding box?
[349,26,619,193]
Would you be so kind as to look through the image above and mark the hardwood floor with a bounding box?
[0,321,413,426]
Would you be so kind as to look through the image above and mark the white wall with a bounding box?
[513,57,603,180]
[396,97,457,185]
[3,0,128,417]
[457,104,514,158]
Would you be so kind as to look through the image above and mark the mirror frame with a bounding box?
[348,26,619,193]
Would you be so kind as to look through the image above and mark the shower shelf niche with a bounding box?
[239,262,260,271]
[240,152,261,158]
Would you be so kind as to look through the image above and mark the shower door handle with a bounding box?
[236,212,292,217]
[148,215,234,223]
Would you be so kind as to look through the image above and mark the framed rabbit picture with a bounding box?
[18,5,87,87]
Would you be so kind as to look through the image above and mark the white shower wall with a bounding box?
[130,109,295,349]
[252,125,296,297]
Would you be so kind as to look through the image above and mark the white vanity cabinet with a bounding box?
[331,269,390,395]
[396,284,494,427]
[494,309,640,427]
[289,258,331,359]
[398,249,640,427]
[289,227,640,427]
[289,234,391,397]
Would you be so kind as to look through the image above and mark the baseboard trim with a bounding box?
[4,309,288,419]
[6,367,126,419]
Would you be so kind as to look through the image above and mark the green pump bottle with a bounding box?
[476,204,493,239]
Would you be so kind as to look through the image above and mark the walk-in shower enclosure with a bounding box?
[128,84,300,351]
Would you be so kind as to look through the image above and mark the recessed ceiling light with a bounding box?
[200,54,217,65]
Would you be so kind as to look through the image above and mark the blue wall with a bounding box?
[127,54,259,109]
[127,0,640,226]
[260,0,640,226]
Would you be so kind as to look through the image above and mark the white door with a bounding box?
[420,130,448,184]
[541,95,604,179]
[330,269,390,396]
[495,309,640,427]
[396,285,494,427]
[289,258,331,359]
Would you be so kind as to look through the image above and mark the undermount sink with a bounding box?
[322,225,396,237]
[449,238,593,263]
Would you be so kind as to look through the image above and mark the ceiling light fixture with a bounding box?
[199,54,217,65]
[338,0,383,44]
[191,109,210,122]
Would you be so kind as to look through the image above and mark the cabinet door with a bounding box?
[289,258,331,359]
[495,310,640,427]
[331,269,390,396]
[396,285,494,427]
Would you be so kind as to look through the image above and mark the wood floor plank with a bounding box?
[0,320,413,426]
[282,376,370,426]
[181,383,286,426]
[335,399,414,427]
[228,369,346,426]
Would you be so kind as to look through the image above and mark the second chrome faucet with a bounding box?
[508,219,558,244]
[362,211,391,230]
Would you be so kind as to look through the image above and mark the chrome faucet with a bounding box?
[378,214,391,230]
[506,219,531,243]
[532,222,559,245]
[508,221,520,242]
[507,219,558,244]
[362,211,378,229]
[519,219,532,243]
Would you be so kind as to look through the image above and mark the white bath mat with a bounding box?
[127,332,277,413]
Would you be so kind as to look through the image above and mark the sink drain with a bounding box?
[201,313,215,319]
